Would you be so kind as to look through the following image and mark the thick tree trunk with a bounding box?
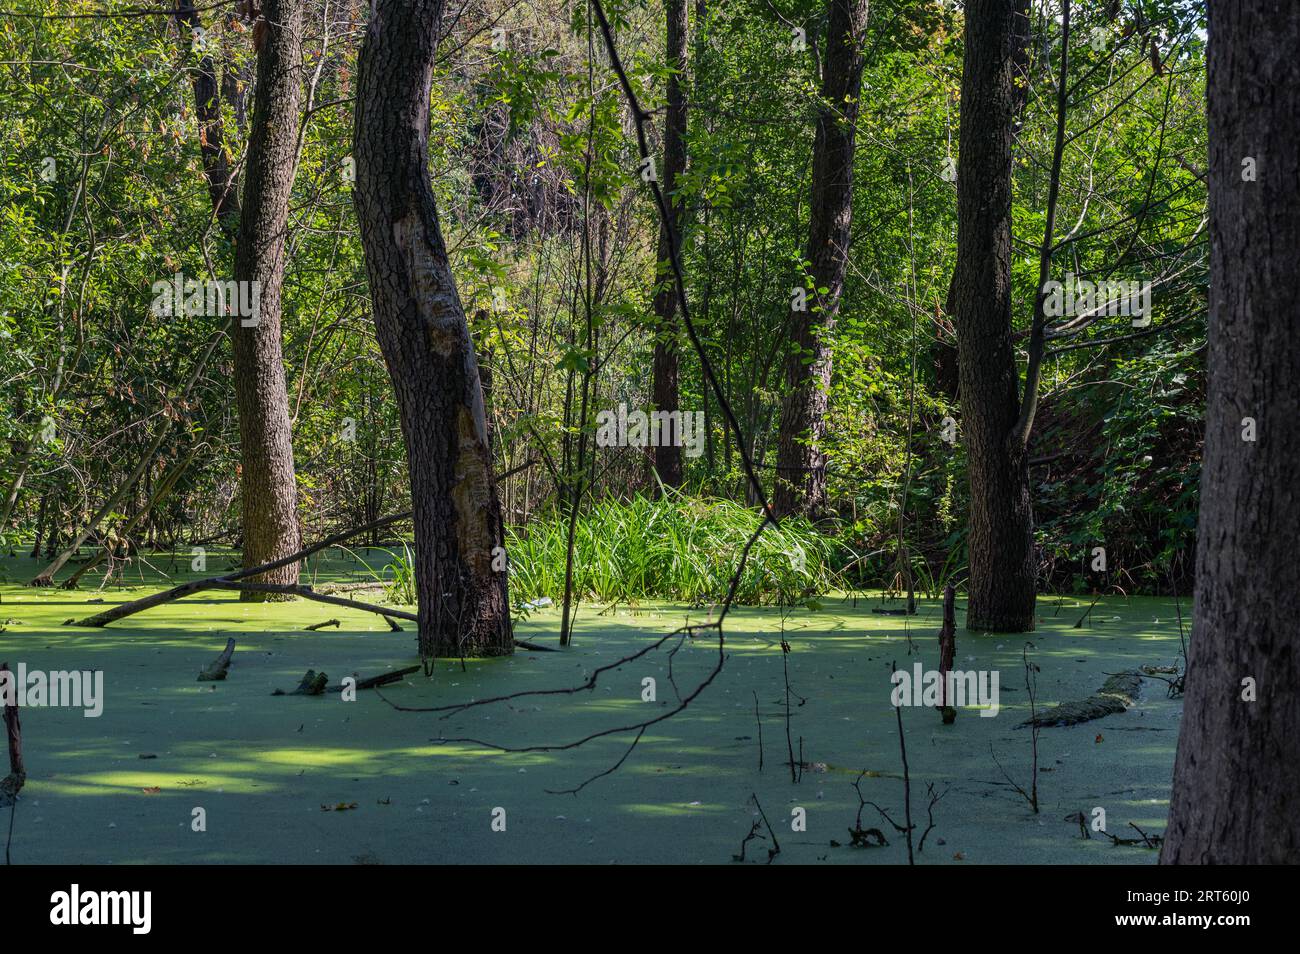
[650,0,689,490]
[353,0,512,659]
[1161,0,1300,864]
[229,0,303,597]
[773,0,868,517]
[948,0,1035,632]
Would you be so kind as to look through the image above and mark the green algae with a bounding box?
[0,552,1185,864]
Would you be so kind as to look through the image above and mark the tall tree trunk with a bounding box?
[650,0,689,490]
[353,0,512,659]
[773,0,868,517]
[948,0,1035,632]
[22,5,274,590]
[229,0,303,596]
[1161,0,1300,864]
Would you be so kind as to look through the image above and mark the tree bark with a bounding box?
[948,0,1035,631]
[229,0,304,597]
[651,0,689,490]
[353,0,513,658]
[773,0,868,517]
[0,444,32,534]
[1161,0,1300,864]
[174,1,241,234]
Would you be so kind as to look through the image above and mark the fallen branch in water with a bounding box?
[274,670,329,696]
[66,511,414,628]
[197,637,236,682]
[1104,822,1164,849]
[1072,591,1102,628]
[513,639,557,653]
[326,666,421,693]
[1019,671,1142,728]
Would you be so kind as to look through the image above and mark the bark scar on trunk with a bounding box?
[393,212,461,355]
[453,404,495,575]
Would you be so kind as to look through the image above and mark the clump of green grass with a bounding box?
[379,542,417,605]
[335,543,417,604]
[505,491,846,606]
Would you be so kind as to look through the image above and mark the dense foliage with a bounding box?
[0,0,1207,599]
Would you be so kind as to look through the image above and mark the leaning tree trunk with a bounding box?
[353,0,512,658]
[0,444,32,533]
[229,0,304,597]
[948,0,1035,632]
[773,0,869,517]
[1161,0,1300,864]
[650,0,689,490]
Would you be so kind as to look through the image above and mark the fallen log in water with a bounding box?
[326,666,422,693]
[197,637,237,682]
[65,511,414,628]
[274,670,330,696]
[1018,672,1144,728]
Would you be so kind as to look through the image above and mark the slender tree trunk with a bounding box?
[28,490,48,559]
[773,0,868,517]
[353,0,512,658]
[1161,0,1300,864]
[42,495,59,559]
[947,0,1035,631]
[175,1,242,233]
[229,0,304,597]
[651,0,689,490]
[0,446,31,534]
[174,2,302,596]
